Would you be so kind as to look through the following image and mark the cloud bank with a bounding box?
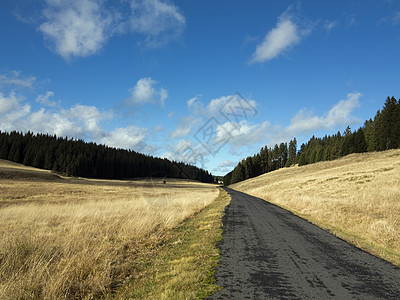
[0,71,153,154]
[36,0,185,60]
[284,92,361,136]
[0,72,363,174]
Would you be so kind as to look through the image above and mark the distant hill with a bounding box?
[224,96,400,186]
[0,131,214,183]
[230,149,400,267]
[0,158,62,181]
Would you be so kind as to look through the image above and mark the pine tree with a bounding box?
[278,142,288,168]
[231,162,245,184]
[252,154,262,177]
[243,157,253,179]
[374,97,398,150]
[260,147,269,173]
[286,138,297,166]
[364,118,375,152]
[353,128,367,153]
[223,171,233,186]
[394,97,400,148]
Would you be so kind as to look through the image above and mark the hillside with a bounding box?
[0,158,225,298]
[224,96,400,186]
[230,149,400,266]
[0,159,64,181]
[0,131,214,183]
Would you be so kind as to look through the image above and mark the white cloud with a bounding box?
[214,120,270,154]
[0,71,159,155]
[0,71,36,89]
[169,126,191,140]
[1,104,77,138]
[97,125,150,152]
[163,139,208,167]
[0,103,31,132]
[208,93,362,151]
[162,139,191,161]
[36,0,185,59]
[207,96,231,116]
[1,93,105,139]
[204,93,361,155]
[38,0,114,60]
[250,8,307,63]
[168,93,257,145]
[207,94,257,118]
[169,116,202,140]
[285,92,361,135]
[0,91,23,114]
[324,21,337,31]
[213,159,236,173]
[218,160,235,168]
[187,95,203,112]
[30,105,107,139]
[35,91,59,107]
[0,94,155,153]
[66,104,109,137]
[31,108,83,138]
[126,77,167,106]
[129,0,185,47]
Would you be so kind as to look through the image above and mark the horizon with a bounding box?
[1,0,399,176]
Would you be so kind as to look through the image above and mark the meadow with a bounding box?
[231,149,400,266]
[0,159,222,299]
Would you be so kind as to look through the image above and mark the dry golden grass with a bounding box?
[231,149,400,266]
[115,188,230,299]
[0,159,219,299]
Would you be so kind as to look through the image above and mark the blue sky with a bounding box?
[1,0,399,176]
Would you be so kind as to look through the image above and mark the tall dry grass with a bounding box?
[231,149,400,266]
[0,162,218,299]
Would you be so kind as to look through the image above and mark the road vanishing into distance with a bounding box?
[210,188,400,299]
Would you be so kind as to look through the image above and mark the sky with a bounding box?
[1,0,399,176]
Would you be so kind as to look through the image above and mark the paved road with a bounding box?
[211,187,400,299]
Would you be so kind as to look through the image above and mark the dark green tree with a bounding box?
[231,162,245,184]
[286,138,297,166]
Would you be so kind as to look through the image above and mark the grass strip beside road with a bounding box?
[113,188,231,299]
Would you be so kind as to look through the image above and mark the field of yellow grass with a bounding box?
[231,149,400,266]
[0,159,220,299]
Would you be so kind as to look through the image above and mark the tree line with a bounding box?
[224,96,400,186]
[0,131,214,183]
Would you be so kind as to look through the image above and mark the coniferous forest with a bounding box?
[224,96,400,186]
[0,131,214,183]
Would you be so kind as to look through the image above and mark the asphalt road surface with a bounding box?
[210,187,400,299]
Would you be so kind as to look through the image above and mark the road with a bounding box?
[210,187,400,299]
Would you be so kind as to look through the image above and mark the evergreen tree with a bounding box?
[286,138,297,166]
[374,97,398,150]
[231,162,245,184]
[223,171,233,186]
[260,147,269,173]
[353,128,367,153]
[278,142,288,168]
[243,157,254,179]
[0,131,214,183]
[252,154,263,177]
[364,118,375,152]
[340,126,353,156]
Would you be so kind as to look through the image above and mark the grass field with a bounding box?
[231,149,400,266]
[0,159,224,299]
